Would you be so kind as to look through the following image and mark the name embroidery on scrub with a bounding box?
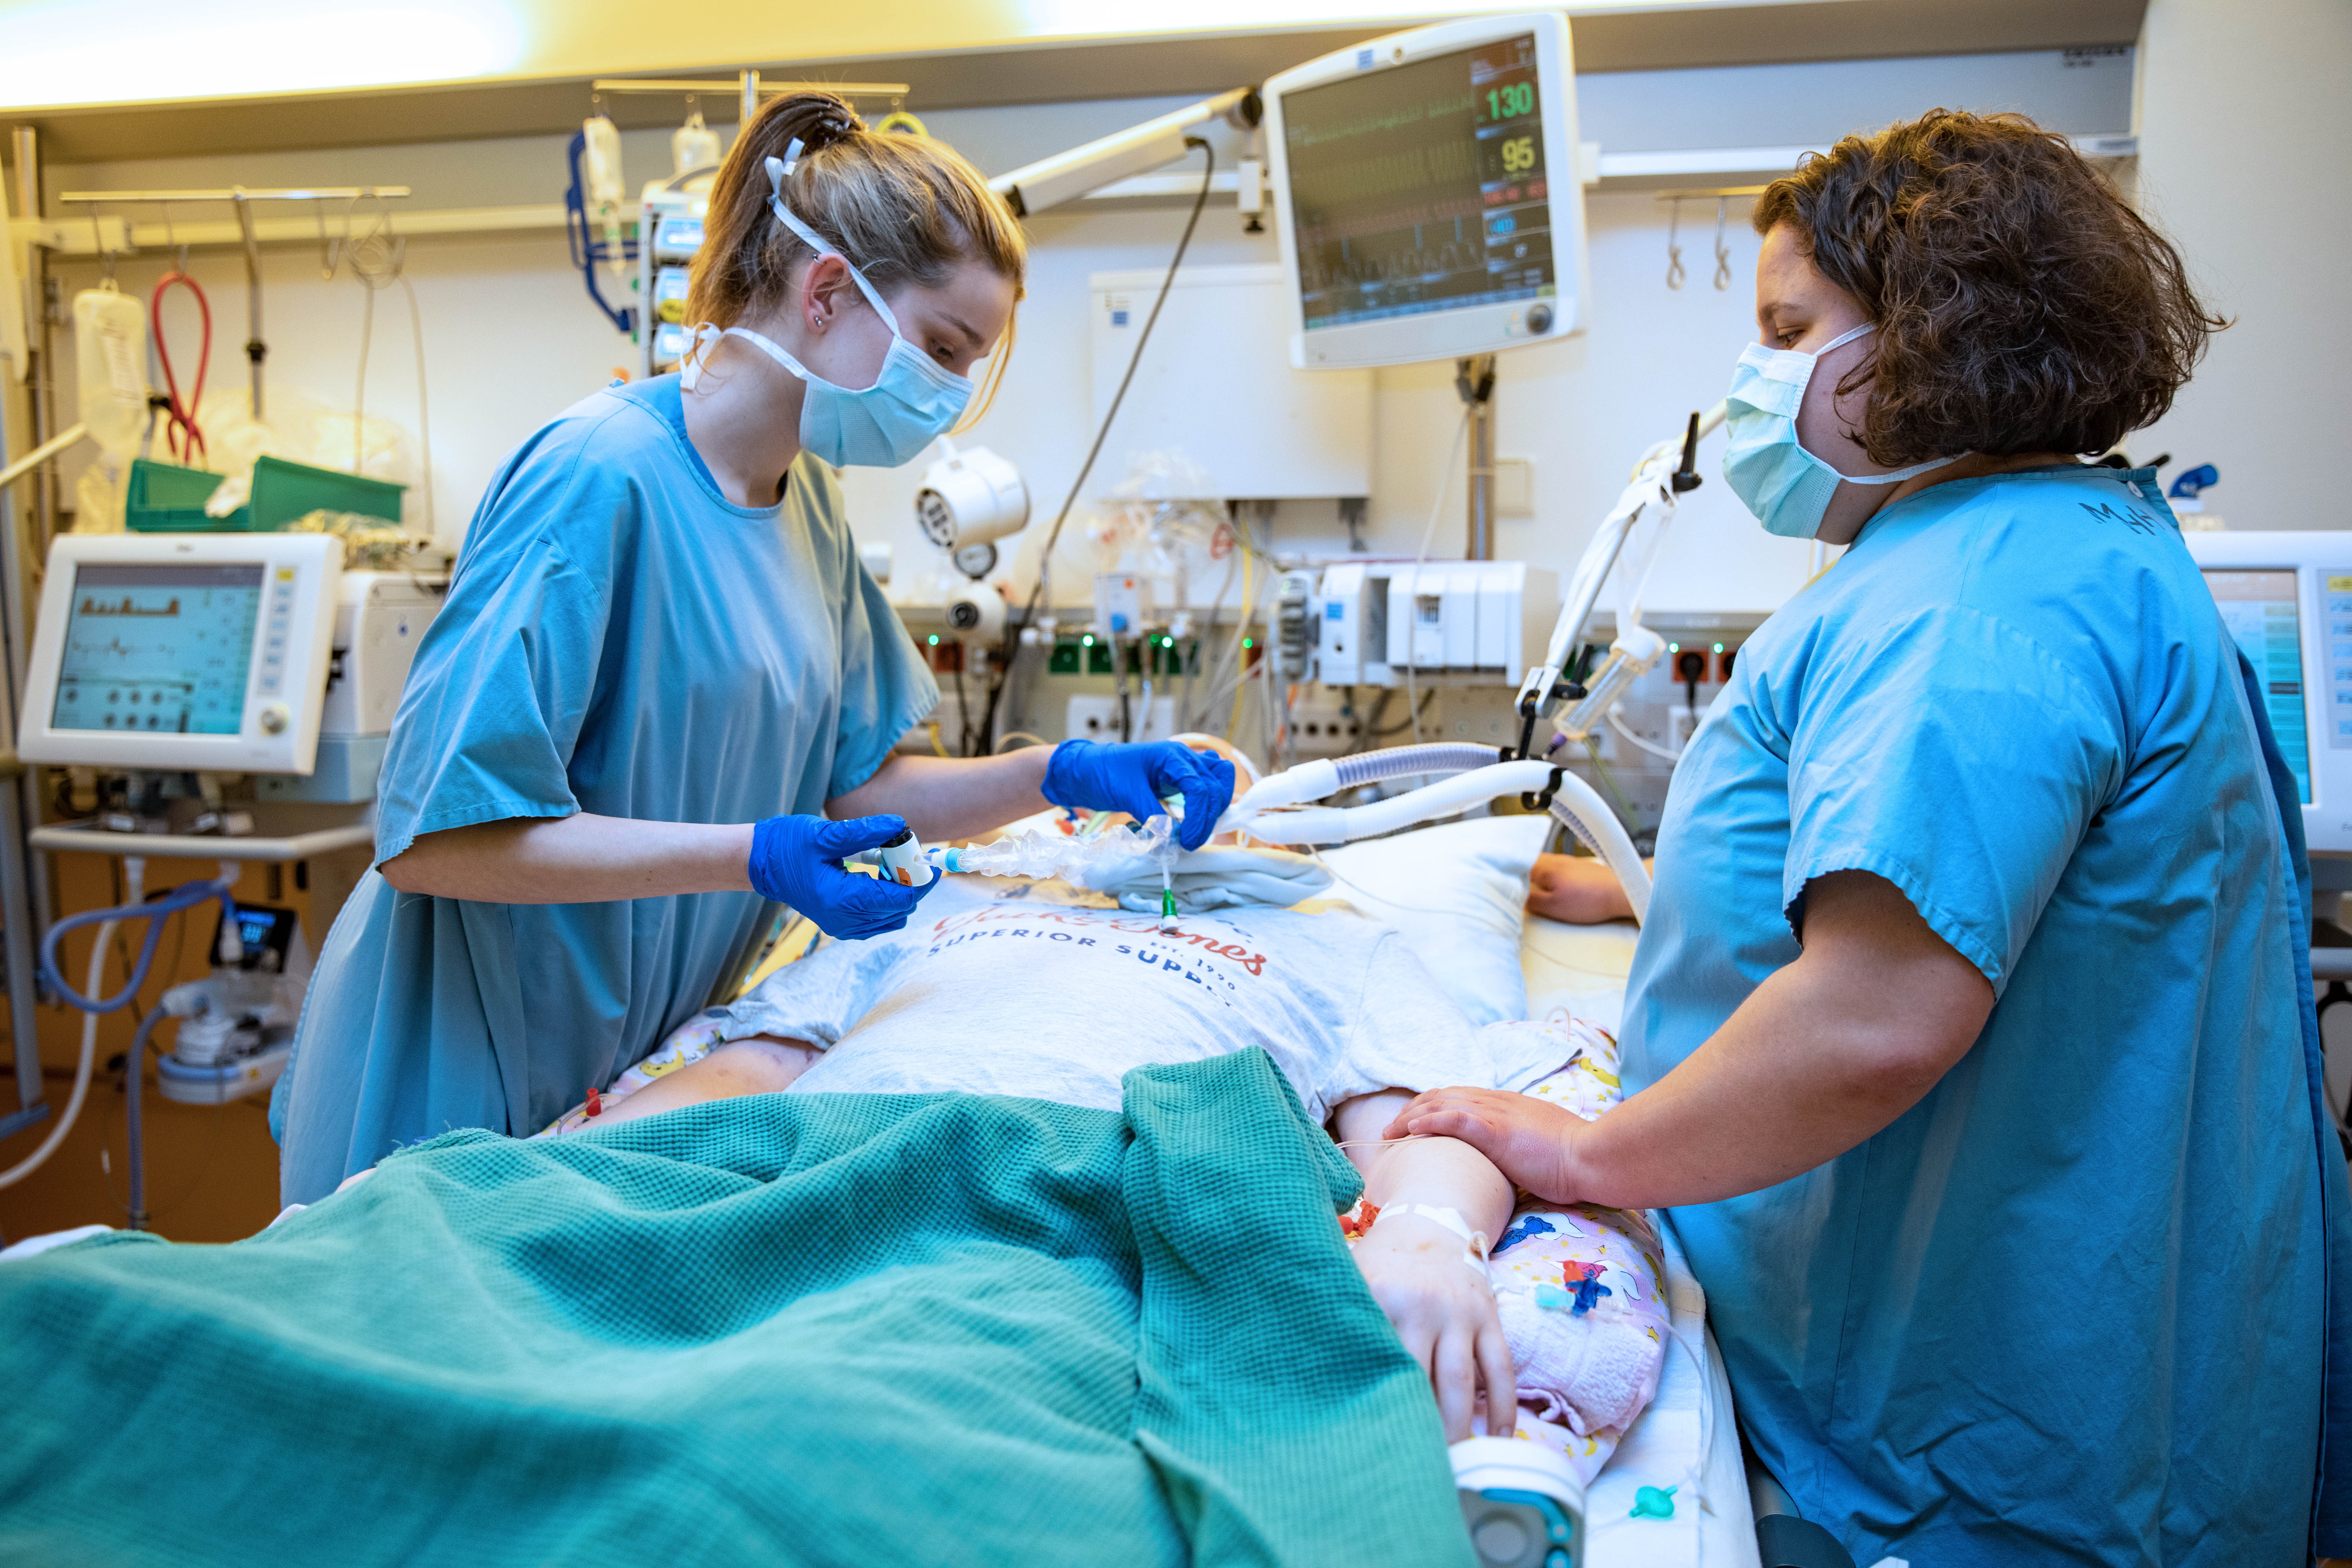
[2078,499,2161,535]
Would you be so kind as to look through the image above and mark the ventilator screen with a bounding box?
[2205,568,2312,804]
[52,562,262,736]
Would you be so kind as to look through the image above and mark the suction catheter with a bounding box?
[0,861,245,1210]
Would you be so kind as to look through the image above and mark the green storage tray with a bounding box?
[127,455,405,533]
[124,458,232,531]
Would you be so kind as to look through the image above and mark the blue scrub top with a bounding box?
[1623,466,2352,1564]
[272,376,935,1204]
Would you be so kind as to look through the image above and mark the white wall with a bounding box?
[28,43,2146,612]
[2132,0,2352,530]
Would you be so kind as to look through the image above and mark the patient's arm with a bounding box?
[1332,1091,1516,1442]
[586,1036,822,1130]
[1526,852,1652,924]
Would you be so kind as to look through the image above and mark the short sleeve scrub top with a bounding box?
[1622,465,2352,1565]
[272,376,936,1205]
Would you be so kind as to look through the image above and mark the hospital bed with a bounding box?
[1519,913,1758,1568]
[2,797,1761,1568]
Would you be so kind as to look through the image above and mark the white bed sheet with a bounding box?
[1519,912,1761,1568]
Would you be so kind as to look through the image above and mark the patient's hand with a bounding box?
[1331,1092,1517,1442]
[1350,1213,1516,1442]
[1384,1088,1586,1206]
[1526,853,1638,924]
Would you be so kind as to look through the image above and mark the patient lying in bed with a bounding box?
[541,868,1670,1476]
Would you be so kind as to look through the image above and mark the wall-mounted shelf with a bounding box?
[6,132,2143,260]
[1590,132,2136,191]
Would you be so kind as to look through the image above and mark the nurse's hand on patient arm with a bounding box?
[1388,870,1995,1210]
[1041,739,1235,851]
[748,814,940,939]
[1333,1091,1516,1442]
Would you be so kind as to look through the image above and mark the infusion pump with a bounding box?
[18,534,443,793]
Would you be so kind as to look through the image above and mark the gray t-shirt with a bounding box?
[713,876,1540,1125]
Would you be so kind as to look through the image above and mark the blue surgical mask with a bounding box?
[1721,323,1963,539]
[679,144,972,469]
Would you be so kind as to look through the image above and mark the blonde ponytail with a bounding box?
[685,91,1027,416]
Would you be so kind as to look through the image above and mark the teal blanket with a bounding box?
[0,1050,1476,1567]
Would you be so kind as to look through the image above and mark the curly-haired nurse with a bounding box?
[1395,111,2350,1566]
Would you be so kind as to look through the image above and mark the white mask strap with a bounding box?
[1817,322,1875,356]
[764,152,904,336]
[1801,323,1963,484]
[1837,451,1965,486]
[677,323,816,392]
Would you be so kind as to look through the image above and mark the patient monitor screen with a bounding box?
[2204,568,2312,804]
[1283,31,1553,331]
[51,563,262,735]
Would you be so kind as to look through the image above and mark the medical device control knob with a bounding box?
[1669,411,1705,494]
[257,704,290,735]
[1526,302,1554,335]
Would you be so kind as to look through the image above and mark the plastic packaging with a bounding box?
[284,509,420,567]
[932,814,1175,879]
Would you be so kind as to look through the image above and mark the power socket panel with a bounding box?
[1282,687,1368,758]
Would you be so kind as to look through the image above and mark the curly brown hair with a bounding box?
[1753,109,2225,465]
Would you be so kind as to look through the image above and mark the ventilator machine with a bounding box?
[1,527,444,1221]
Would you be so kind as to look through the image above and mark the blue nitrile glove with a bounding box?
[1042,739,1236,851]
[748,813,939,940]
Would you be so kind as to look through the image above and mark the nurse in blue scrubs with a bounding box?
[1394,111,2350,1564]
[274,94,1232,1203]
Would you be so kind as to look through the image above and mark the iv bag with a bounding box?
[582,115,626,210]
[672,110,723,177]
[72,286,148,454]
[582,114,629,279]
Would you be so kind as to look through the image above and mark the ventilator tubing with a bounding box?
[1225,753,1652,924]
[0,862,244,1192]
[1214,743,1503,830]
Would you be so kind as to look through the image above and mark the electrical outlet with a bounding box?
[1068,694,1177,743]
[1282,688,1366,758]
